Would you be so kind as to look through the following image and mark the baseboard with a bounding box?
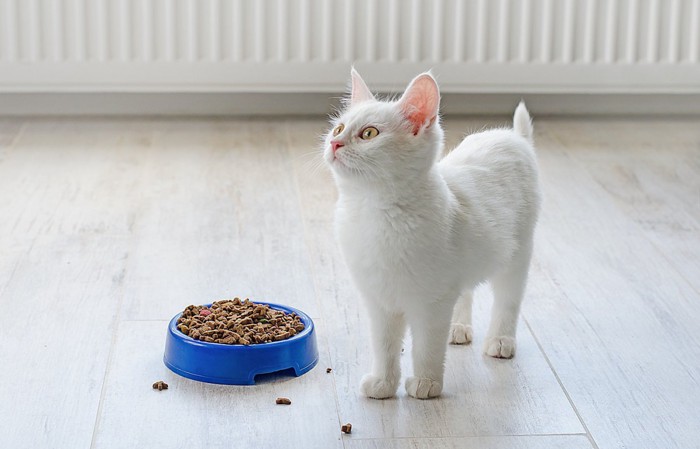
[1,92,699,117]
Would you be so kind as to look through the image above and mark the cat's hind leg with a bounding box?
[449,289,474,345]
[484,239,533,359]
[360,308,406,399]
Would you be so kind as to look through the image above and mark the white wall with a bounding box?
[0,0,699,114]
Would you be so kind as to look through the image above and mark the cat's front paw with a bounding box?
[360,374,398,399]
[405,376,442,399]
[483,335,516,359]
[449,323,473,345]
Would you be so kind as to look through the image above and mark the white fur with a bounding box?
[324,71,541,399]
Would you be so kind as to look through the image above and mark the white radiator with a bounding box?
[0,0,698,94]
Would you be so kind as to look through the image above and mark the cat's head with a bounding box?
[323,68,443,186]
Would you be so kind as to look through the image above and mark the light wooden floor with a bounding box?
[0,116,699,449]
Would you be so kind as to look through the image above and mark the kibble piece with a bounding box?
[341,423,352,434]
[275,397,292,405]
[326,368,332,373]
[152,381,168,391]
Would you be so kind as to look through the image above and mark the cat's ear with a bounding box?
[349,67,375,106]
[397,72,440,136]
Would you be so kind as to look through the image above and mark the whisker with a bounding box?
[297,149,329,178]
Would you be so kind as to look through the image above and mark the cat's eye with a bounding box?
[360,126,380,140]
[332,123,345,136]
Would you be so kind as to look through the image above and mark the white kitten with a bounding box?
[323,69,541,399]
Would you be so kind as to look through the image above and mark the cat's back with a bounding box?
[439,128,538,192]
[438,127,541,240]
[440,128,536,173]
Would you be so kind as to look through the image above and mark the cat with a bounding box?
[323,68,541,399]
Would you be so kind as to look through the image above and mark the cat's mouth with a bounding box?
[326,148,355,173]
[330,153,349,169]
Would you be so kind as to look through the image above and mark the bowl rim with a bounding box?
[168,301,315,348]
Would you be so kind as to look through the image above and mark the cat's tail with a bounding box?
[513,101,533,144]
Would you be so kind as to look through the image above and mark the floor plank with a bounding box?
[91,320,342,449]
[544,120,700,295]
[0,119,148,448]
[0,235,128,449]
[0,119,23,152]
[345,435,593,449]
[120,120,319,321]
[520,122,700,449]
[0,120,151,244]
[287,121,583,439]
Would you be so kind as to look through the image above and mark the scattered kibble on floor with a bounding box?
[275,397,292,405]
[341,423,352,434]
[152,381,168,391]
[326,368,332,373]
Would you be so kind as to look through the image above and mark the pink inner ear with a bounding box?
[399,75,439,135]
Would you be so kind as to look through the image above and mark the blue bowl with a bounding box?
[163,302,318,385]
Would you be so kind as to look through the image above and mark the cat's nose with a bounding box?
[331,141,344,154]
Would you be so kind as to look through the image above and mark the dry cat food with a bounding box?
[341,423,352,434]
[152,381,168,391]
[275,397,292,405]
[177,298,305,345]
[326,368,332,373]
